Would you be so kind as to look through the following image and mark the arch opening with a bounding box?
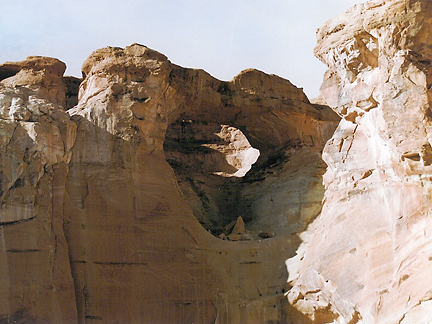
[165,119,260,178]
[164,118,261,236]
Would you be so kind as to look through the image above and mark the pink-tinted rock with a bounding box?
[287,1,432,323]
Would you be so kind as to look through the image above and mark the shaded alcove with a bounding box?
[163,112,331,242]
[164,118,261,235]
[162,113,330,323]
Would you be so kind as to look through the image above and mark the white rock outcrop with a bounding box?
[287,1,432,323]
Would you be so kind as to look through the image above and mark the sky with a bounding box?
[0,0,361,99]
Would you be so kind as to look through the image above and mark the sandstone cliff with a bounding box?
[0,45,338,323]
[287,0,432,323]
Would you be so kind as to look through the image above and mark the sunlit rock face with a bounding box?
[0,57,77,323]
[67,44,339,323]
[287,1,432,323]
[0,44,339,323]
[0,56,68,107]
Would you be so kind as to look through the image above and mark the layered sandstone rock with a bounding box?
[0,58,77,323]
[66,44,338,323]
[0,45,339,323]
[287,1,432,323]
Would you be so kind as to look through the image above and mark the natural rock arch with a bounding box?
[0,44,339,323]
[71,43,339,235]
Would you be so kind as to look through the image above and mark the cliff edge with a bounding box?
[287,0,432,323]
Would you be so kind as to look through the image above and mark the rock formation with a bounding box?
[0,57,77,323]
[287,0,432,323]
[0,45,338,323]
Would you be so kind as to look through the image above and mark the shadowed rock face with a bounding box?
[0,45,338,323]
[287,0,432,323]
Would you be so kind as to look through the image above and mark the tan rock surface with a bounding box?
[0,56,68,107]
[287,1,432,323]
[0,44,339,323]
[0,59,77,323]
[66,43,338,323]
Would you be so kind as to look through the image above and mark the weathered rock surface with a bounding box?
[287,0,432,323]
[0,59,77,323]
[67,44,339,323]
[0,45,339,323]
[0,56,68,107]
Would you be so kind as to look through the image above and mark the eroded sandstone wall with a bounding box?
[0,45,338,323]
[0,58,77,323]
[287,1,432,323]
